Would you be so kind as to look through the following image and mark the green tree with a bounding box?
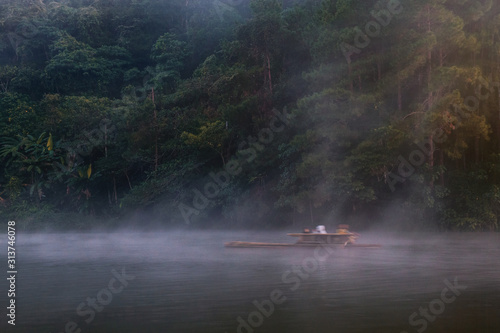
[44,34,131,96]
[150,33,189,93]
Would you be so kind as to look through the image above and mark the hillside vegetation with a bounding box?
[1,0,500,230]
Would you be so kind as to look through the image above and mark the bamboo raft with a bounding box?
[225,226,381,249]
[224,240,382,248]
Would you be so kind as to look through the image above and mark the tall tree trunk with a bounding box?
[428,135,434,167]
[475,136,480,164]
[427,5,433,110]
[348,62,354,93]
[184,0,189,32]
[440,150,444,186]
[377,60,382,81]
[266,52,272,94]
[497,84,500,151]
[497,60,500,151]
[104,121,108,158]
[309,199,314,225]
[113,176,118,204]
[426,4,434,188]
[398,80,402,112]
[151,88,158,172]
[124,170,132,190]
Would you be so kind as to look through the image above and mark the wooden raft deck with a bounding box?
[224,241,381,248]
[225,229,381,249]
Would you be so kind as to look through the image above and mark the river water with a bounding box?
[1,230,499,333]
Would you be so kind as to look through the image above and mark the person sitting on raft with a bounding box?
[314,225,327,234]
[336,224,351,234]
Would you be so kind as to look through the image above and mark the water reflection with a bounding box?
[0,230,499,333]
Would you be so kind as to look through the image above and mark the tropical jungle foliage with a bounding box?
[1,0,499,230]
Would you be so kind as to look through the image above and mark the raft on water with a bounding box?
[225,225,381,249]
[224,240,381,248]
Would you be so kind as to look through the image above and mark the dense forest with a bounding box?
[1,0,499,230]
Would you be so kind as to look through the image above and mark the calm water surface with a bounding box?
[1,230,499,333]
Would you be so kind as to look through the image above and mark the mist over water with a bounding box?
[1,229,499,333]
